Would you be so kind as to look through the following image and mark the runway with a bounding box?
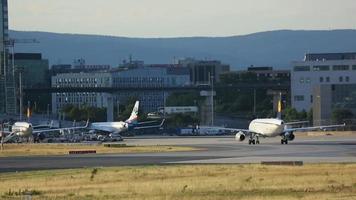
[1,135,356,172]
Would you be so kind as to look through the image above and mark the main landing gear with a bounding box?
[248,135,260,145]
[281,137,288,144]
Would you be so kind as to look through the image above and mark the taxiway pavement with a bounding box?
[1,135,356,172]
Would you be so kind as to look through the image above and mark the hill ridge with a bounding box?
[10,29,356,69]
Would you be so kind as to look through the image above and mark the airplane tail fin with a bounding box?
[125,101,139,124]
[85,119,90,128]
[277,92,282,119]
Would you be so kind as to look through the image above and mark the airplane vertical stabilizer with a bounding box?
[125,101,139,123]
[276,92,282,119]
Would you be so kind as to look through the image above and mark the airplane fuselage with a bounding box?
[11,122,33,137]
[90,121,129,134]
[249,118,285,137]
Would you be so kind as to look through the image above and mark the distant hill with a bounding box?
[9,29,356,70]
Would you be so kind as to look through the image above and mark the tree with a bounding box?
[166,113,199,128]
[69,107,81,120]
[332,109,354,124]
[283,107,308,122]
[298,110,307,121]
[307,109,313,123]
[166,92,201,107]
[284,107,299,122]
[62,105,107,122]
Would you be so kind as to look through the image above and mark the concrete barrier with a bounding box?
[69,150,96,154]
[261,161,303,166]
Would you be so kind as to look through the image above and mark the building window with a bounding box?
[333,65,349,71]
[313,65,330,71]
[352,65,356,70]
[299,77,304,83]
[326,77,330,82]
[310,95,313,103]
[294,95,305,102]
[306,77,311,83]
[294,66,310,71]
[339,76,343,82]
[346,76,350,82]
[319,77,324,83]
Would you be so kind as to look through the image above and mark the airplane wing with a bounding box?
[32,120,90,134]
[33,125,51,129]
[284,123,345,133]
[134,119,165,130]
[85,126,117,133]
[136,120,161,125]
[284,121,309,125]
[211,127,255,135]
[33,120,54,129]
[210,127,249,132]
[1,131,18,143]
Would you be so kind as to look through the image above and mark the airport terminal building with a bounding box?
[51,66,190,115]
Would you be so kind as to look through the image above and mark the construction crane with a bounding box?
[3,38,39,75]
[2,38,39,118]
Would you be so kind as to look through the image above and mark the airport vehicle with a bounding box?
[179,126,226,136]
[224,100,345,145]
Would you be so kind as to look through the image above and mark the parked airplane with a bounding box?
[224,100,345,145]
[88,101,164,135]
[1,101,163,143]
[2,121,88,143]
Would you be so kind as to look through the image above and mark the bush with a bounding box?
[332,109,354,124]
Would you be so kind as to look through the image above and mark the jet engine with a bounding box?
[235,131,246,141]
[285,132,295,141]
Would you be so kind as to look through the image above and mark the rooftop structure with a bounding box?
[305,52,356,61]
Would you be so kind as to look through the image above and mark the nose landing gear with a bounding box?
[281,137,288,144]
[248,135,260,145]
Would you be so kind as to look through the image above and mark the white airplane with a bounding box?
[88,101,164,135]
[2,121,89,143]
[224,100,345,145]
[1,101,164,143]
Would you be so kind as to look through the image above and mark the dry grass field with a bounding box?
[0,164,356,200]
[0,143,196,157]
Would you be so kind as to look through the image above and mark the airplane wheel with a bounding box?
[281,139,284,144]
[252,140,256,145]
[285,140,288,144]
[248,140,252,145]
[256,140,260,144]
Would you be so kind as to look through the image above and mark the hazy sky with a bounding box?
[9,0,356,38]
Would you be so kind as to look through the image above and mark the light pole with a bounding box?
[17,66,24,121]
[47,104,50,119]
[3,47,7,113]
[253,88,256,116]
[210,73,214,126]
[27,101,30,122]
[117,100,120,120]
